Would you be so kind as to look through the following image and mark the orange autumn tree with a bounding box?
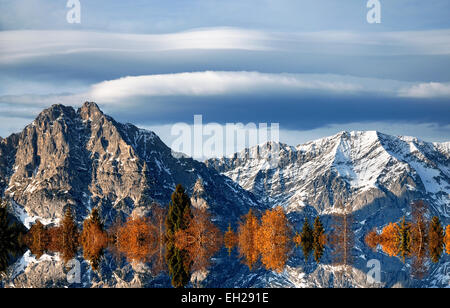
[428,216,444,263]
[365,228,380,250]
[379,222,400,257]
[237,209,260,269]
[224,224,237,255]
[116,216,158,263]
[25,220,50,258]
[256,207,292,272]
[293,232,302,247]
[40,208,80,263]
[81,208,107,271]
[174,207,222,272]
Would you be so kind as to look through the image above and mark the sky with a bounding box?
[0,0,449,155]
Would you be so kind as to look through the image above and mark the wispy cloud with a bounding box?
[399,82,450,98]
[0,28,273,63]
[2,28,450,64]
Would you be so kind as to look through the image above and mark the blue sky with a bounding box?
[0,0,449,149]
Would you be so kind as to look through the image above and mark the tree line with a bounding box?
[365,201,450,279]
[23,184,221,288]
[4,193,448,287]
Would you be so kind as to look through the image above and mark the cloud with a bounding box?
[399,82,450,98]
[2,28,450,94]
[86,72,450,104]
[0,28,273,63]
[2,28,450,65]
[88,71,365,103]
[1,71,449,134]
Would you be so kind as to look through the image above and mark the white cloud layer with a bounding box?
[2,71,449,112]
[399,82,450,98]
[0,28,272,63]
[2,28,450,64]
[88,71,364,102]
[86,72,450,103]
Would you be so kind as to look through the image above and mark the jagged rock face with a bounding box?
[0,134,18,195]
[190,179,209,210]
[207,131,450,219]
[0,102,263,227]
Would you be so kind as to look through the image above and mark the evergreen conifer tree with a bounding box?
[313,216,325,263]
[165,184,192,288]
[300,218,313,261]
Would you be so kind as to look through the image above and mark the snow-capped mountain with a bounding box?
[207,131,450,219]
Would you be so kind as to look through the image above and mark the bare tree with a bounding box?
[329,202,354,274]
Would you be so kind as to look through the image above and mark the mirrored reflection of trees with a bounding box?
[233,207,325,272]
[106,204,168,276]
[429,216,444,263]
[298,218,313,262]
[115,216,157,263]
[256,207,292,272]
[165,184,192,288]
[224,224,238,255]
[8,194,450,287]
[237,209,260,270]
[25,207,80,263]
[410,201,429,279]
[175,207,222,273]
[147,203,167,275]
[0,199,26,275]
[312,217,326,263]
[81,208,107,271]
[235,207,293,271]
[229,207,294,272]
[293,216,326,264]
[364,200,450,279]
[19,184,223,288]
[330,207,354,269]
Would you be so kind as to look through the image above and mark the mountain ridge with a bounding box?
[207,130,450,219]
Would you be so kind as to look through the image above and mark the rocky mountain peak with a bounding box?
[35,104,77,124]
[78,101,104,122]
